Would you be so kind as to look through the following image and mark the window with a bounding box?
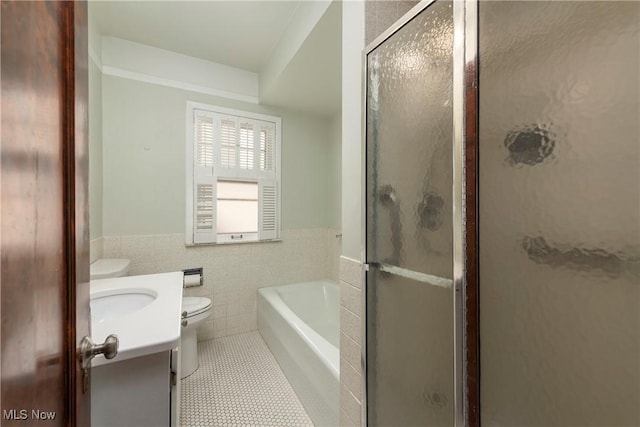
[186,102,281,244]
[217,181,258,241]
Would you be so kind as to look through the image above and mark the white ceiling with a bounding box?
[90,1,342,116]
[91,1,300,72]
[259,1,341,115]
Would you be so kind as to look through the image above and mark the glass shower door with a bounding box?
[479,2,640,426]
[365,1,455,425]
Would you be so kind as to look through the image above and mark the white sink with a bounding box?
[90,272,184,367]
[91,290,157,324]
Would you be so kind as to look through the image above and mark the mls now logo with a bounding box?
[3,409,28,420]
[31,409,57,420]
[3,409,56,420]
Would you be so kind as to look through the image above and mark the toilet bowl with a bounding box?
[180,296,213,378]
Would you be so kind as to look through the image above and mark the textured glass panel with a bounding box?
[366,1,454,425]
[479,2,640,426]
[367,269,454,426]
[367,1,453,279]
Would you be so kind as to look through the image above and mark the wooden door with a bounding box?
[1,1,90,425]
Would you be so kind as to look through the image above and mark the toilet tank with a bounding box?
[90,259,131,280]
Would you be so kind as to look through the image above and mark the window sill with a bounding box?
[184,239,282,248]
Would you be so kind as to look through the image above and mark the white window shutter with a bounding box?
[194,111,215,171]
[188,102,280,244]
[192,110,217,244]
[258,179,278,240]
[219,116,238,169]
[238,120,255,170]
[258,122,276,174]
[193,177,217,243]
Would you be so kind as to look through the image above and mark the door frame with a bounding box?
[66,1,91,424]
[361,0,479,425]
[1,1,90,424]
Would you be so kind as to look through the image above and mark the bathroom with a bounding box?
[87,1,344,425]
[1,1,638,427]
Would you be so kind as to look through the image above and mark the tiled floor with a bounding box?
[180,331,314,427]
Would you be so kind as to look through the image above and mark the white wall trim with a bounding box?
[100,36,259,104]
[101,66,260,104]
[341,0,365,260]
[187,101,279,123]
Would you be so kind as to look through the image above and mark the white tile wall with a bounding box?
[100,228,341,340]
[339,256,363,427]
[90,237,103,263]
[328,228,342,282]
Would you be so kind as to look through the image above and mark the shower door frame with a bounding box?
[361,0,479,425]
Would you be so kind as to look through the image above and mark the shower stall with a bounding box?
[364,1,639,426]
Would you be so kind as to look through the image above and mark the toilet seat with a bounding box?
[182,296,212,318]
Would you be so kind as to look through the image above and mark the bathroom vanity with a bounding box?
[90,272,184,427]
[92,349,179,426]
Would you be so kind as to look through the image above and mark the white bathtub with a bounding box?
[258,280,340,427]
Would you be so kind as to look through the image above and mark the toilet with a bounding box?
[90,258,130,280]
[180,296,212,378]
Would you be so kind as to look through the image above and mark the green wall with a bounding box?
[101,75,335,236]
[328,114,342,230]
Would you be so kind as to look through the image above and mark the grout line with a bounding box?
[180,331,314,426]
[340,304,361,318]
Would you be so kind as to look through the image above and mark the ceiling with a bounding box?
[91,1,300,72]
[90,1,342,116]
[259,1,341,115]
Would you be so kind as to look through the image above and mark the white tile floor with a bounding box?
[180,331,315,427]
